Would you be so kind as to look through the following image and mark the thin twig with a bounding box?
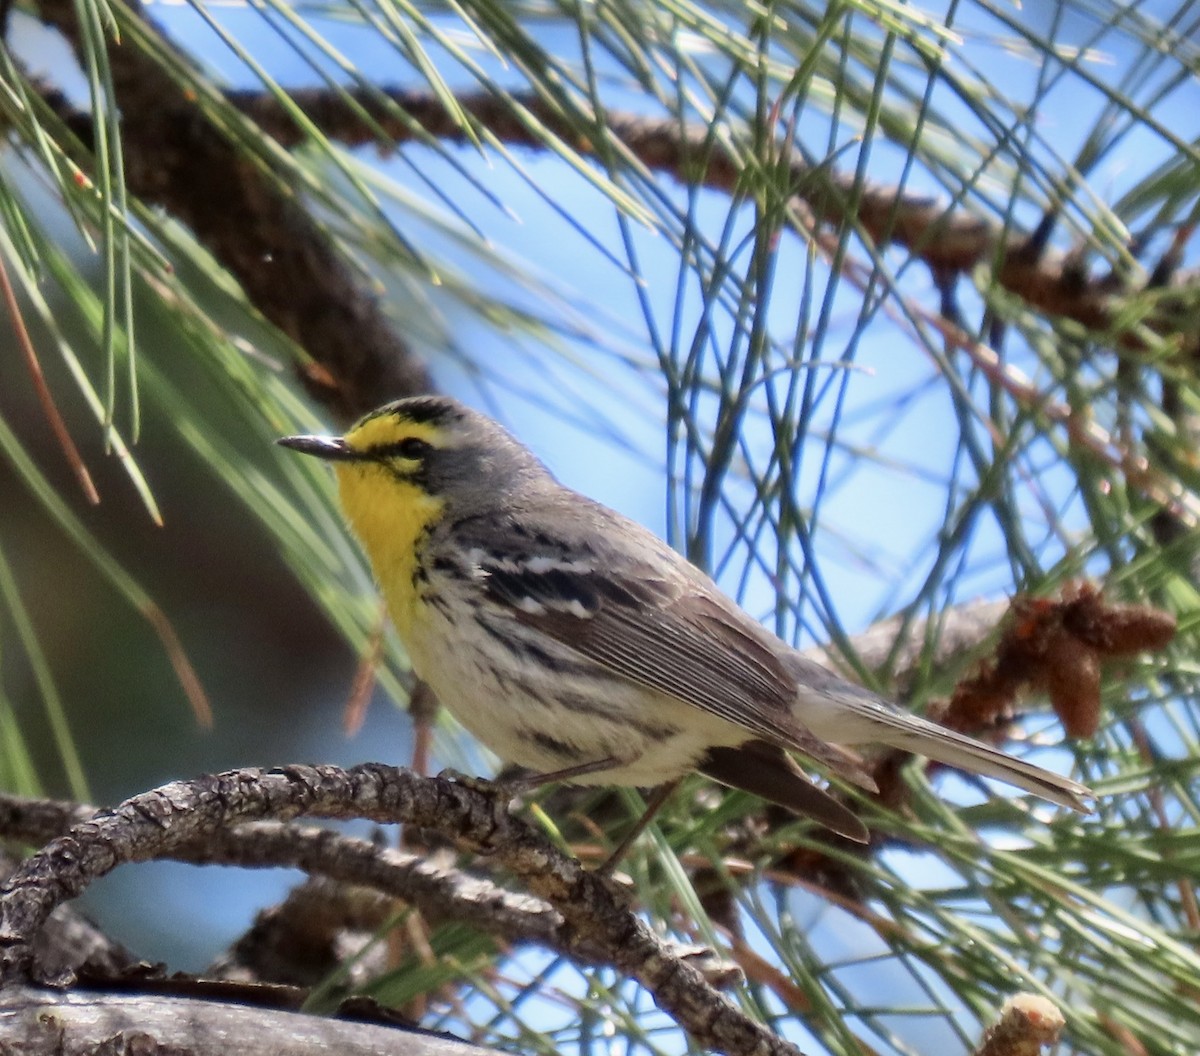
[0,252,99,505]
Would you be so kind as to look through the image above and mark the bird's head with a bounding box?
[279,396,551,558]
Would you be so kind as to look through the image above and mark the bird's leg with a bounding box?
[406,680,439,777]
[504,756,628,793]
[438,755,624,801]
[438,759,674,874]
[597,779,681,875]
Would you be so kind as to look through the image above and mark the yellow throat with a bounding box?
[334,415,445,641]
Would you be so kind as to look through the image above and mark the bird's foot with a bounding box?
[436,768,517,802]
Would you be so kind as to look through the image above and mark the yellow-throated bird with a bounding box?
[280,396,1092,843]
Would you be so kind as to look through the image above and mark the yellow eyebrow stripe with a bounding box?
[344,416,443,454]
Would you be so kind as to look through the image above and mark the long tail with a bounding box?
[786,662,1093,812]
[866,706,1093,811]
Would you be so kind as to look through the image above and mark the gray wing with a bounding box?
[452,500,875,791]
[701,741,869,842]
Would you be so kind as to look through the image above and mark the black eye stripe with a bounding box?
[371,437,433,460]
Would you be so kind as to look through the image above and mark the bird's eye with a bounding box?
[389,437,432,460]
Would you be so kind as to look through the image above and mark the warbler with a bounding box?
[280,396,1092,843]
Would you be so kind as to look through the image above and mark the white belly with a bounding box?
[404,599,748,787]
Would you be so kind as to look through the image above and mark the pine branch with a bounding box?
[33,0,433,422]
[0,984,489,1056]
[224,85,1195,352]
[30,46,1198,428]
[0,794,736,989]
[0,765,799,1056]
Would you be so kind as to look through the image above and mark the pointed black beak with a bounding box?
[277,435,362,461]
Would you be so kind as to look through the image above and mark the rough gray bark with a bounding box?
[0,985,487,1056]
[0,765,801,1056]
